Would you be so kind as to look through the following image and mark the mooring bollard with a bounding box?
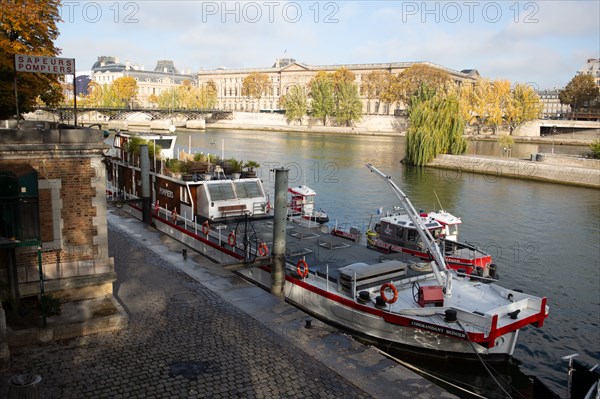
[8,374,42,399]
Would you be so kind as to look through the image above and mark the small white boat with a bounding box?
[288,185,329,224]
[367,209,495,278]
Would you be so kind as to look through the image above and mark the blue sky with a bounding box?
[56,1,599,89]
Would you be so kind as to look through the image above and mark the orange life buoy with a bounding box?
[171,209,178,222]
[202,221,210,236]
[380,282,398,304]
[228,231,236,247]
[296,259,309,278]
[258,242,268,257]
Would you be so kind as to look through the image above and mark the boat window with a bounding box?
[407,230,417,241]
[207,182,236,201]
[395,227,404,240]
[448,225,458,236]
[234,181,263,198]
[180,186,190,204]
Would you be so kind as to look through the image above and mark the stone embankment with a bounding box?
[210,111,403,135]
[428,154,600,188]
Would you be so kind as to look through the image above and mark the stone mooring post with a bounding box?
[271,168,289,297]
[140,144,151,224]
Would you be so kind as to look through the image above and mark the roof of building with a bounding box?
[198,60,478,79]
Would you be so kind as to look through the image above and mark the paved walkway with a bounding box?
[1,209,455,398]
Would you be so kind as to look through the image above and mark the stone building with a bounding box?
[577,58,600,87]
[538,89,571,119]
[91,56,196,107]
[197,58,480,114]
[0,121,126,368]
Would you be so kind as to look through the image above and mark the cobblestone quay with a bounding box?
[2,209,456,399]
[1,227,377,399]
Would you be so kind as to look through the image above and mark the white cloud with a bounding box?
[55,0,599,89]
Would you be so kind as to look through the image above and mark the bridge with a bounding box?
[31,106,233,123]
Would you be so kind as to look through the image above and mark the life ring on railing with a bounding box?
[154,201,160,214]
[296,259,309,278]
[228,231,236,247]
[171,209,178,222]
[380,282,398,304]
[258,242,268,257]
[202,221,210,236]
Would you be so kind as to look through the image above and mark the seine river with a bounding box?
[174,128,599,397]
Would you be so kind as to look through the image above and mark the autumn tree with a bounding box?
[242,72,271,101]
[0,0,63,119]
[505,83,543,134]
[113,76,138,108]
[203,80,218,109]
[361,70,390,114]
[308,71,335,125]
[281,85,308,125]
[382,64,452,111]
[559,74,600,114]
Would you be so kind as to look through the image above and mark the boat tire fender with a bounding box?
[380,282,398,304]
[296,259,309,278]
[258,242,268,257]
[202,221,210,236]
[228,231,236,247]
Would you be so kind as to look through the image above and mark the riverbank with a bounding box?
[427,153,600,189]
[209,111,404,136]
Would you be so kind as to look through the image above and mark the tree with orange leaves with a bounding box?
[0,0,64,119]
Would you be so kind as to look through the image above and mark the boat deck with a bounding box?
[239,218,426,277]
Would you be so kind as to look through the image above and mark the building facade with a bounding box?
[197,58,480,115]
[538,89,571,119]
[577,58,600,87]
[91,56,196,107]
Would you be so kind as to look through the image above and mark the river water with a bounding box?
[174,129,599,397]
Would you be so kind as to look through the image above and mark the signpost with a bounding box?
[13,54,77,125]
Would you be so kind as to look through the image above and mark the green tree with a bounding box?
[405,86,467,166]
[157,87,182,109]
[559,74,600,114]
[113,76,138,108]
[281,85,308,125]
[0,0,63,118]
[308,71,335,125]
[334,81,362,126]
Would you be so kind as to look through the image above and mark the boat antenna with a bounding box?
[366,164,452,296]
[434,190,444,211]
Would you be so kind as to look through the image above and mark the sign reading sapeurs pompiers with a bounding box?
[15,54,75,75]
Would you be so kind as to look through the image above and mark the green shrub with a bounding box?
[590,139,600,159]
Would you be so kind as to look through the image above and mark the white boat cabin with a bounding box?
[191,178,269,221]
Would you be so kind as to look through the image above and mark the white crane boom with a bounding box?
[366,164,452,296]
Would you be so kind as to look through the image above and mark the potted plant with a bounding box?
[243,160,260,178]
[228,158,243,179]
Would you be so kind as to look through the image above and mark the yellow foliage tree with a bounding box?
[242,72,271,100]
[113,76,138,108]
[0,0,63,118]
